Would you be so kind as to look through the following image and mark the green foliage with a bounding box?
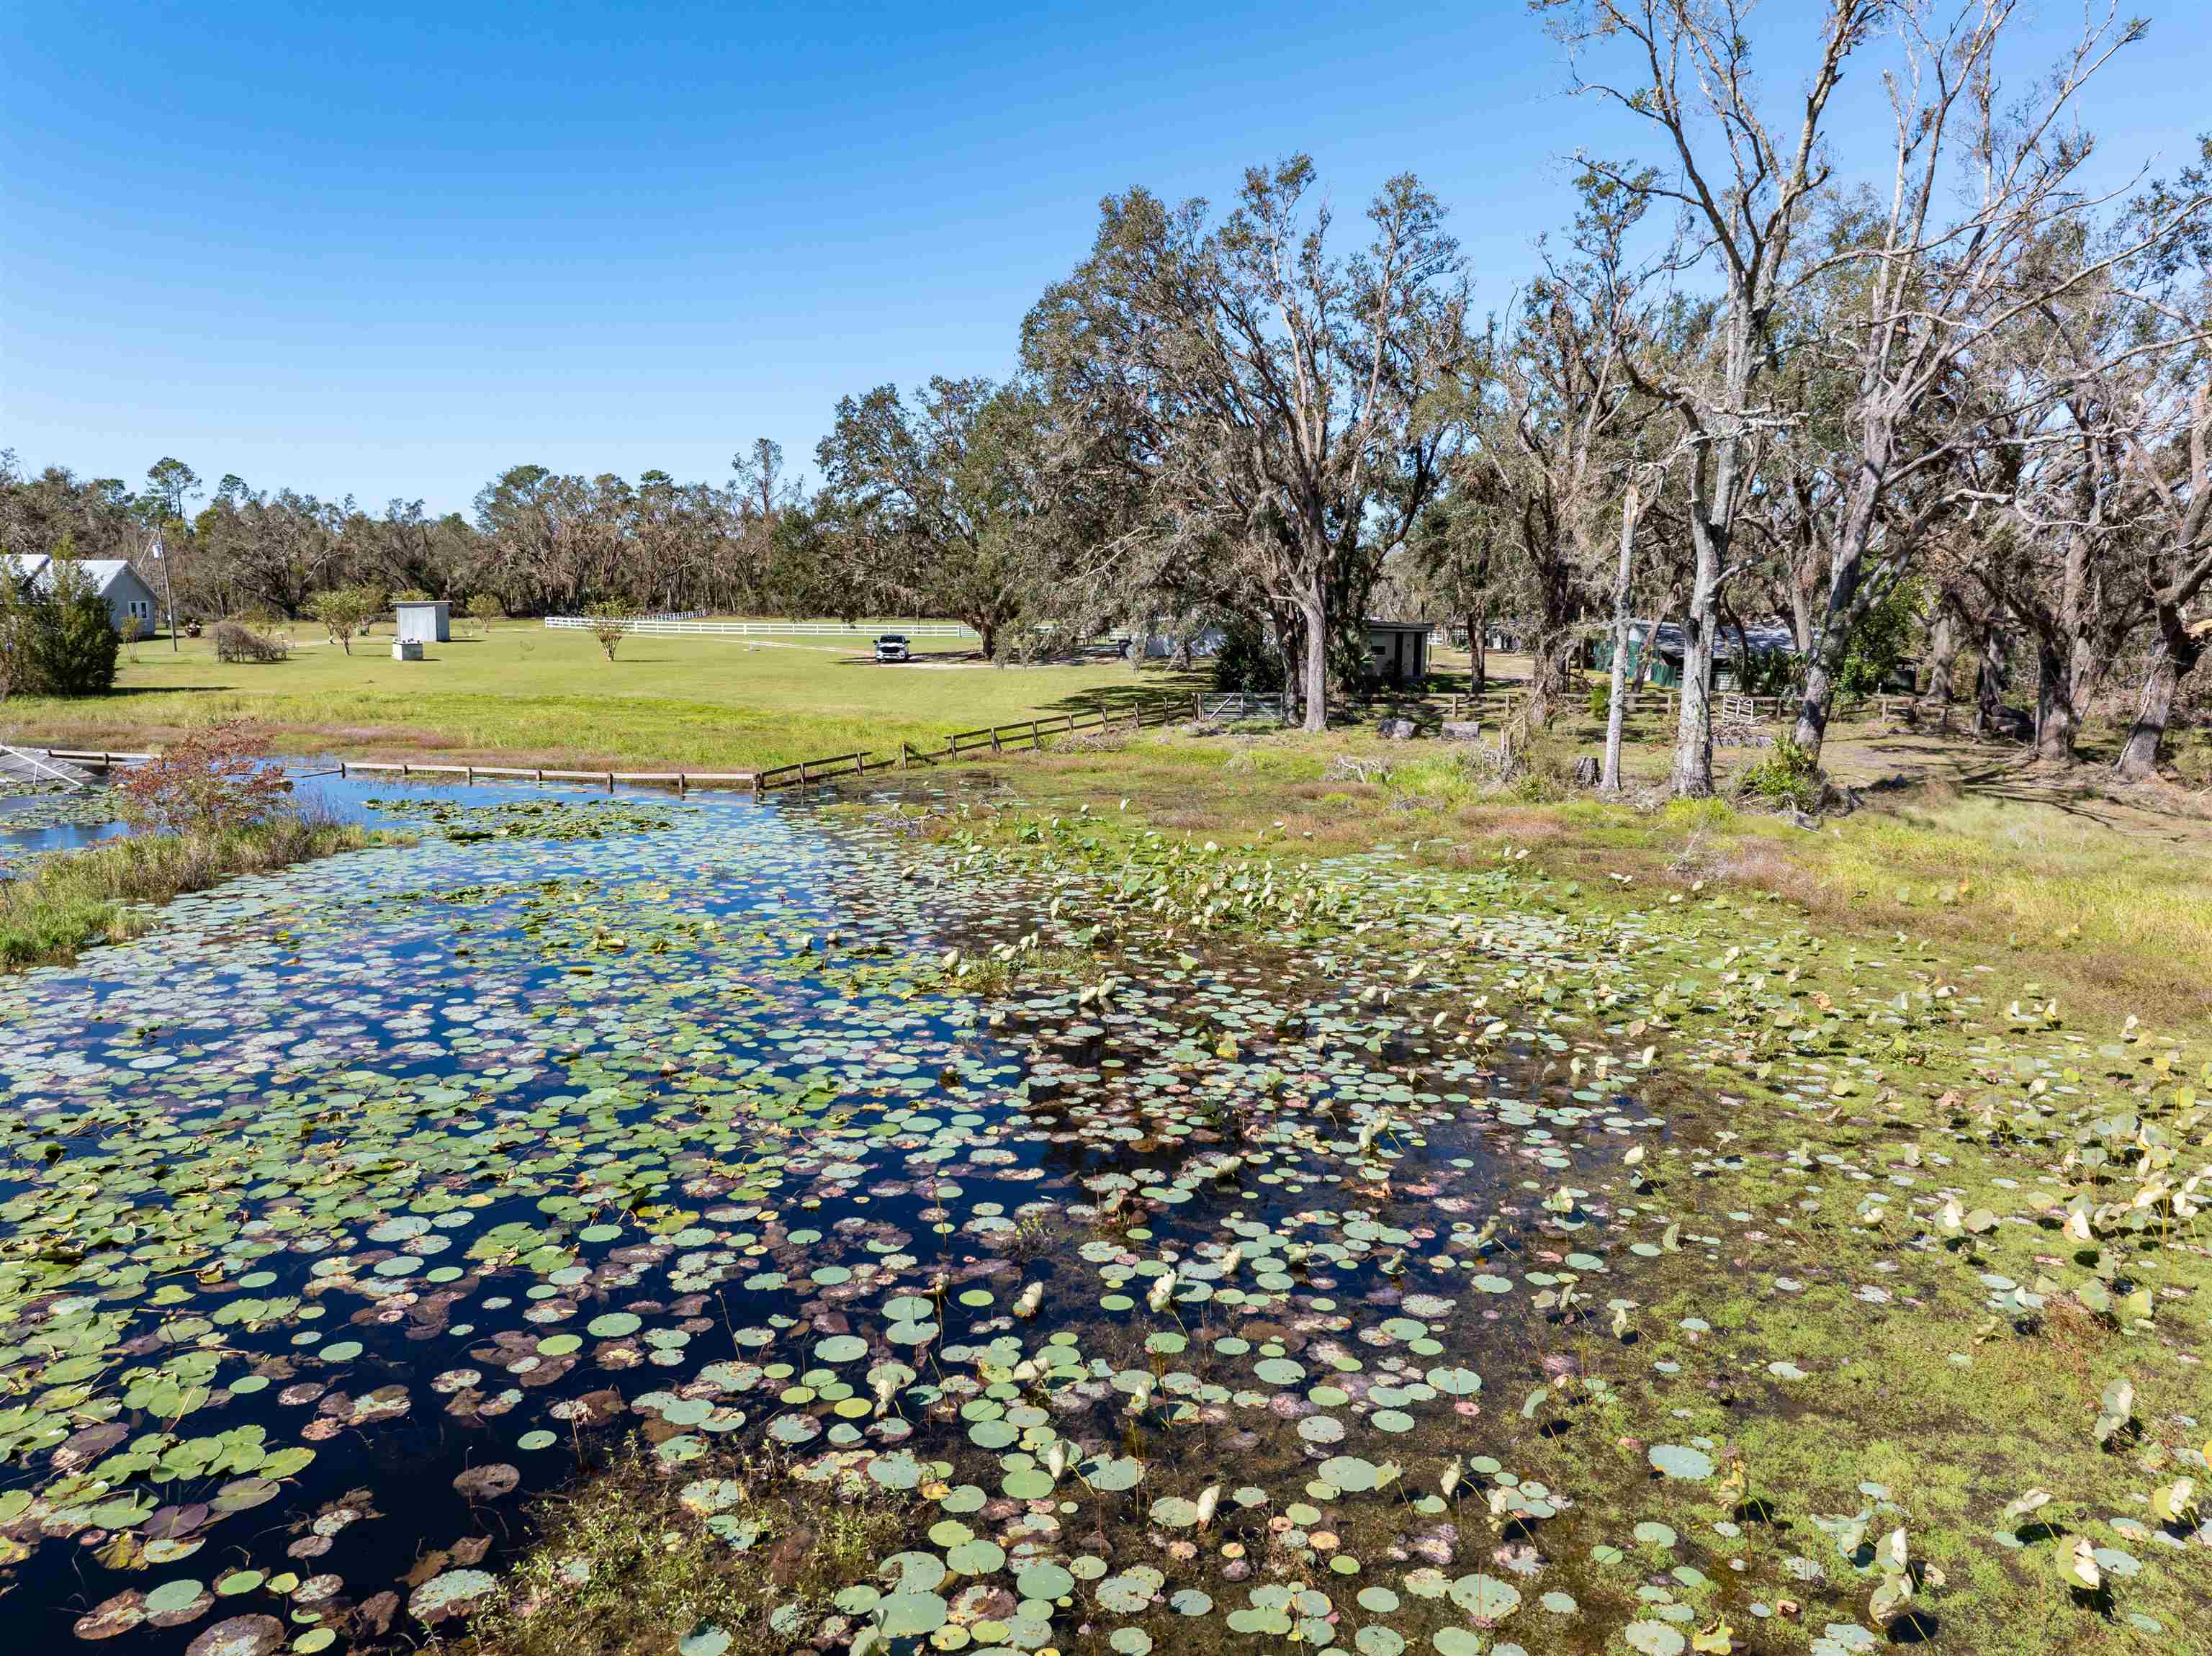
[589,596,634,661]
[0,548,120,698]
[1588,676,1612,720]
[1211,614,1284,694]
[309,585,384,653]
[1737,736,1826,813]
[1838,580,1923,697]
[1735,645,1799,697]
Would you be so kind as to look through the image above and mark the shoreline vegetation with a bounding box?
[0,813,382,971]
[458,749,2208,1656]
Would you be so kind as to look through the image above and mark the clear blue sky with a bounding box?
[5,1,2206,516]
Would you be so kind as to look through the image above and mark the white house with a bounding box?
[6,554,161,633]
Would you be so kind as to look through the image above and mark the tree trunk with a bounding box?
[2033,635,2078,763]
[1633,588,1676,693]
[1600,488,1640,795]
[1791,459,1884,760]
[2116,619,2202,780]
[1671,502,1727,798]
[1465,608,1486,697]
[1917,593,1962,726]
[1973,621,2010,738]
[979,619,997,660]
[1297,588,1329,734]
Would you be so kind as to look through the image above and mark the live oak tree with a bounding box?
[813,377,1053,660]
[1023,156,1468,729]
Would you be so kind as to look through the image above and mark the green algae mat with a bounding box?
[0,786,2203,1656]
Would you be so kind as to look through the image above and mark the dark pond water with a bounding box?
[0,778,1729,1656]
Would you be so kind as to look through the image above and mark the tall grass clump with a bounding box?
[0,721,380,971]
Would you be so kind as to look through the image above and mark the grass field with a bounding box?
[1,620,1192,772]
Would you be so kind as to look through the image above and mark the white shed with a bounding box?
[395,600,450,644]
[1364,620,1431,685]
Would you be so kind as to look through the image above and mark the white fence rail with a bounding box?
[544,616,977,639]
[1199,693,1287,721]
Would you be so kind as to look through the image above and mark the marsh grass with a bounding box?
[461,1450,903,1656]
[1002,728,2212,1027]
[0,814,380,971]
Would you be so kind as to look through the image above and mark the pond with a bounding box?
[0,778,1750,1656]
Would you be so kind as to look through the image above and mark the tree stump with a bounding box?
[1378,718,1417,740]
[1440,721,1483,742]
[1573,755,1600,788]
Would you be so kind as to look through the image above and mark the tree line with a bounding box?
[5,0,2207,785]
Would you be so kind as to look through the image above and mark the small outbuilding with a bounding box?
[395,600,450,644]
[1364,620,1431,685]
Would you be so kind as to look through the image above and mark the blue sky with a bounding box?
[5,1,2206,516]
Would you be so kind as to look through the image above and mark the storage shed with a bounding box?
[1364,620,1431,685]
[395,600,449,644]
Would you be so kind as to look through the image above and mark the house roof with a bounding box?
[6,554,143,597]
[1363,618,1433,634]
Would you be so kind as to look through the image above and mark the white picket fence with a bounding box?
[543,616,976,639]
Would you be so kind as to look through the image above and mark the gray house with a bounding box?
[6,554,161,633]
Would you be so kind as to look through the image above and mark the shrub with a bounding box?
[117,720,295,832]
[309,586,382,654]
[0,552,120,697]
[1212,614,1284,693]
[590,598,633,662]
[466,592,504,634]
[1737,736,1827,814]
[1587,677,1612,720]
[212,621,289,663]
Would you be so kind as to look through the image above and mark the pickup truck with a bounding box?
[873,634,911,663]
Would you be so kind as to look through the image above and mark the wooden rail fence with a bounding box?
[315,701,1173,798]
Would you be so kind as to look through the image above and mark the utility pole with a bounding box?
[150,530,179,651]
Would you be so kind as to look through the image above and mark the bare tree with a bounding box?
[1541,0,1879,795]
[1789,0,2196,761]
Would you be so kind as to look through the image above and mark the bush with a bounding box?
[1587,678,1612,720]
[0,553,120,698]
[212,621,289,663]
[117,720,295,832]
[1737,736,1827,814]
[1212,614,1285,693]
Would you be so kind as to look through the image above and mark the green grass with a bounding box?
[6,620,1197,772]
[0,815,382,971]
[979,721,2212,1027]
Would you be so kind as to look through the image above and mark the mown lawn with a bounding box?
[1,621,1196,773]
